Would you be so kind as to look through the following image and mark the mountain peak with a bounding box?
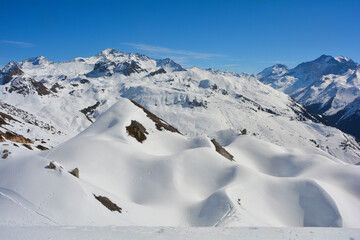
[335,55,352,63]
[156,58,185,71]
[316,54,333,62]
[23,56,52,66]
[257,64,288,78]
[97,48,121,56]
[273,64,289,70]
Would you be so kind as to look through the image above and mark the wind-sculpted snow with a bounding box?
[0,98,359,228]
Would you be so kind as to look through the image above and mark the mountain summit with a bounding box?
[258,55,360,138]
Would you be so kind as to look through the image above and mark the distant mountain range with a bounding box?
[258,55,360,139]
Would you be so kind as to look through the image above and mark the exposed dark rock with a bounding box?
[241,129,247,135]
[22,143,33,150]
[87,60,147,78]
[221,89,228,95]
[1,65,24,85]
[80,79,90,84]
[309,139,320,148]
[126,120,148,143]
[93,194,122,213]
[94,62,110,73]
[0,130,34,144]
[29,79,51,96]
[0,111,18,126]
[36,145,49,151]
[69,168,79,178]
[187,99,207,108]
[149,68,166,76]
[122,61,146,76]
[2,149,10,159]
[71,83,78,87]
[8,78,51,96]
[48,162,56,169]
[130,100,181,134]
[80,101,100,123]
[50,83,64,93]
[211,138,234,161]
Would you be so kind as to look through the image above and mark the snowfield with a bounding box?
[1,98,360,229]
[0,226,359,240]
[0,49,359,238]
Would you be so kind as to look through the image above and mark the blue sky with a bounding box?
[1,0,359,73]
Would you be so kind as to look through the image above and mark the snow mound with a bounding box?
[1,98,359,227]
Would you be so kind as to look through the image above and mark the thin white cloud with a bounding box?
[123,42,225,60]
[257,60,295,65]
[219,63,242,67]
[1,40,35,47]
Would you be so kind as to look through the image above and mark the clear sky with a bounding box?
[1,0,359,73]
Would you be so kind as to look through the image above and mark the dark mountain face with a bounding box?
[86,60,147,77]
[0,63,24,85]
[156,58,186,71]
[289,55,359,80]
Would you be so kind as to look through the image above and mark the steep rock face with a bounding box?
[258,55,360,138]
[8,77,51,96]
[86,60,148,77]
[0,62,24,85]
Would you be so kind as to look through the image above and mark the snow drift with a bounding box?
[1,98,359,227]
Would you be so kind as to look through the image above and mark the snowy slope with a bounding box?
[1,226,359,240]
[258,55,360,138]
[0,49,359,164]
[1,97,360,228]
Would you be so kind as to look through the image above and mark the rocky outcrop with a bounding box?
[1,63,24,85]
[149,68,166,76]
[50,83,64,93]
[211,138,234,161]
[86,60,147,77]
[8,78,51,96]
[93,194,122,213]
[126,120,148,143]
[80,101,100,123]
[0,130,34,144]
[69,168,79,178]
[130,100,181,134]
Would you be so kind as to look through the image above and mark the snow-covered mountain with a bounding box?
[0,49,359,163]
[257,55,360,139]
[0,49,360,228]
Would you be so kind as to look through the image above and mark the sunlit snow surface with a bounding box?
[0,226,359,240]
[1,98,359,228]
